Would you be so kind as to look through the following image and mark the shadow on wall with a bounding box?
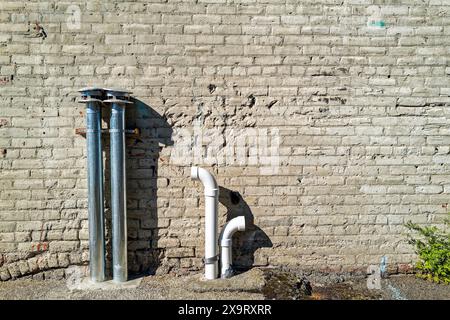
[102,98,173,278]
[218,186,272,273]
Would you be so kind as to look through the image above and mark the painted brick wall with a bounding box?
[1,0,450,280]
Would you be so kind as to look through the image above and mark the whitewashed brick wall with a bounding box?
[1,0,449,280]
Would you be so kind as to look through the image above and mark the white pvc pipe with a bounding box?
[220,216,246,279]
[191,166,219,280]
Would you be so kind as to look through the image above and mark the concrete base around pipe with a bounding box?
[68,276,142,291]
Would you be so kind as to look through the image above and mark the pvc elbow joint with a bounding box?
[220,216,246,247]
[191,166,218,197]
[220,216,246,279]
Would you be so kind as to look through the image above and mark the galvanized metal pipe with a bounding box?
[78,88,106,282]
[104,89,132,283]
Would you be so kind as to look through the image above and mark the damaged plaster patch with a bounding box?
[25,22,47,39]
[207,84,216,94]
[242,94,256,108]
[0,76,12,85]
[164,92,258,129]
[266,100,278,109]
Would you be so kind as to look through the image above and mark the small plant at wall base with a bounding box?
[405,215,450,284]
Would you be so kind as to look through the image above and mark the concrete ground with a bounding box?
[0,268,448,300]
[310,275,450,300]
[0,271,265,300]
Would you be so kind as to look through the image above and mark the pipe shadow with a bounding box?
[218,186,272,274]
[101,98,173,279]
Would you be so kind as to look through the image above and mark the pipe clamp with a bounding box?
[109,129,124,133]
[203,255,219,264]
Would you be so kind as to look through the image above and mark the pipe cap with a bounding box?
[103,98,133,105]
[77,97,103,104]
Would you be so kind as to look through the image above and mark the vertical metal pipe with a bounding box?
[104,89,132,283]
[110,102,127,283]
[78,88,106,282]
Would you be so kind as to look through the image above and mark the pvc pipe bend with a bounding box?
[220,216,246,247]
[191,166,218,197]
[219,216,246,279]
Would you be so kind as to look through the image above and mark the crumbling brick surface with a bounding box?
[1,0,450,280]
